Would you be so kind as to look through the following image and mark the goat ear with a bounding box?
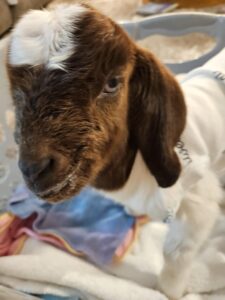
[129,48,186,188]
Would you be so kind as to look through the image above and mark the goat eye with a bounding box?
[103,77,120,94]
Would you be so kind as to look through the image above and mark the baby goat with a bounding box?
[7,3,225,299]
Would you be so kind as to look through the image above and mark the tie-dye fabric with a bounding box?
[0,185,140,265]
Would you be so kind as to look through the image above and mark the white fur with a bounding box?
[8,4,86,70]
[102,152,183,221]
[7,0,18,5]
[104,155,223,300]
[159,170,222,299]
[102,49,225,299]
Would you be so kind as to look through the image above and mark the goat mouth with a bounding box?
[36,172,76,199]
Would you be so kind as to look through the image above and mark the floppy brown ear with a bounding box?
[129,48,186,188]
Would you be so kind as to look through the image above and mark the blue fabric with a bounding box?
[8,185,135,265]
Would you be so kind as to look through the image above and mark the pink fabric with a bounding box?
[0,213,80,256]
[0,213,138,260]
[0,213,34,255]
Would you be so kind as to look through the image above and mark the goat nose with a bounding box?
[18,158,51,181]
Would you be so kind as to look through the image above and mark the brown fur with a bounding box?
[7,5,186,202]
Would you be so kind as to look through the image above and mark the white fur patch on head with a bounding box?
[8,4,87,70]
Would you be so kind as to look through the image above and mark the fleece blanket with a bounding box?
[0,187,225,299]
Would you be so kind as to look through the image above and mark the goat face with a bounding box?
[7,4,186,202]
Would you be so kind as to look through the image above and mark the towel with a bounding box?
[0,191,225,299]
[0,216,225,300]
[0,185,169,299]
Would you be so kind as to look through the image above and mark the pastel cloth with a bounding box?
[0,185,137,265]
[0,213,224,300]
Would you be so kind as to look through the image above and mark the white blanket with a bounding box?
[0,208,224,300]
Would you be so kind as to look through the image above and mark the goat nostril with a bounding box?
[18,157,52,181]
